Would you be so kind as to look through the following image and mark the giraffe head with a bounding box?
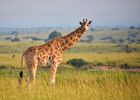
[79,19,92,31]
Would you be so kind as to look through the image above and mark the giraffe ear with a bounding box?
[88,21,92,24]
[79,22,82,25]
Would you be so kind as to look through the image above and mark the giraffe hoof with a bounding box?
[50,79,55,85]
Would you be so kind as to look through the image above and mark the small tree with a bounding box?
[11,31,18,37]
[48,31,62,40]
[90,27,94,32]
[124,45,131,53]
[118,39,125,43]
[86,35,94,43]
[129,26,135,30]
[101,36,113,41]
[121,63,130,69]
[31,37,42,41]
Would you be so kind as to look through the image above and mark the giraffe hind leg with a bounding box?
[27,63,37,86]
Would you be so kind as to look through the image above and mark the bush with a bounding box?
[96,62,104,66]
[86,35,94,43]
[101,36,113,41]
[31,37,42,41]
[5,37,12,41]
[11,38,21,42]
[121,63,130,69]
[66,58,88,69]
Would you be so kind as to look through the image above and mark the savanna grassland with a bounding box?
[0,69,140,100]
[0,28,140,100]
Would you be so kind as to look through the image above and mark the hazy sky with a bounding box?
[0,0,140,27]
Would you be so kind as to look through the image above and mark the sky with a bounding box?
[0,0,140,27]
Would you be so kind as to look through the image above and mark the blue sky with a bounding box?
[0,0,140,27]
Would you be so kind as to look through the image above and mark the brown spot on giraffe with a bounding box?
[19,19,92,86]
[77,34,81,38]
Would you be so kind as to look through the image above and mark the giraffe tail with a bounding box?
[18,53,24,86]
[18,71,23,86]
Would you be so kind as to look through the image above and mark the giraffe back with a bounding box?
[23,39,62,66]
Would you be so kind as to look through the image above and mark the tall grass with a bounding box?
[0,69,140,100]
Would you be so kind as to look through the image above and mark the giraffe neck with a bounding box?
[59,26,86,51]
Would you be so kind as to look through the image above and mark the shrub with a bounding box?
[101,36,113,41]
[86,35,94,43]
[66,58,88,69]
[96,62,104,66]
[11,38,21,42]
[121,63,130,69]
[5,37,12,41]
[31,37,42,41]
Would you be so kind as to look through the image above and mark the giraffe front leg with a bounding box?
[50,65,58,85]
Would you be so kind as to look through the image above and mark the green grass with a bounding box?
[0,69,140,100]
[0,52,140,68]
[1,41,140,53]
[0,31,140,100]
[0,41,140,68]
[0,41,41,53]
[63,52,140,67]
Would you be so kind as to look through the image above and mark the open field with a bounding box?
[0,41,140,68]
[0,52,140,68]
[0,69,140,100]
[0,29,140,100]
[0,42,139,99]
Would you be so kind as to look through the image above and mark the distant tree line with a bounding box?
[80,35,94,43]
[5,37,21,42]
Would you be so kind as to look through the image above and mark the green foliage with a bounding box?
[0,28,140,99]
[11,38,21,42]
[11,31,18,35]
[48,31,62,40]
[101,36,113,41]
[0,42,140,68]
[22,36,42,41]
[129,26,135,30]
[90,27,94,31]
[121,63,130,69]
[67,58,88,69]
[95,62,104,66]
[86,35,94,43]
[31,37,42,41]
[124,45,130,53]
[5,37,12,41]
[117,38,125,43]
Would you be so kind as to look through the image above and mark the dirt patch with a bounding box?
[93,66,140,72]
[122,68,140,72]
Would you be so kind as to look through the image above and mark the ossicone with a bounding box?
[89,20,92,24]
[79,21,82,25]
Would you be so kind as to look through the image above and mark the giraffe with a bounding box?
[18,19,92,86]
